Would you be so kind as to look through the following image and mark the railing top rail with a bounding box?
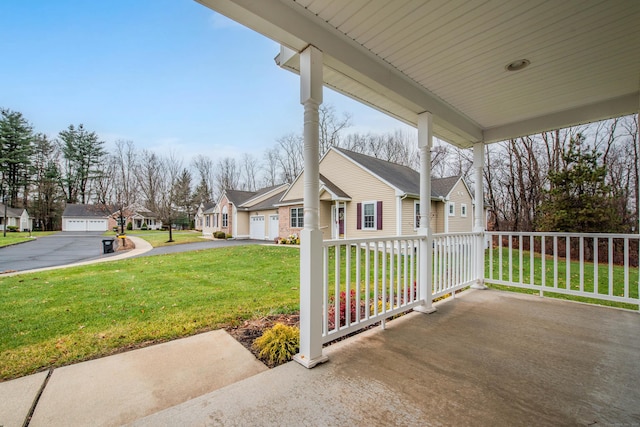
[432,232,482,238]
[322,235,425,247]
[486,231,640,239]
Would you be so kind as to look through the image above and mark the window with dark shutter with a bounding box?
[357,203,362,230]
[376,201,383,230]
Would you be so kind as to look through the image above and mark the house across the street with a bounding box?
[61,204,112,232]
[0,204,32,231]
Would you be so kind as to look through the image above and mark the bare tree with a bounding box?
[215,157,240,194]
[135,150,164,214]
[262,147,280,187]
[275,133,303,183]
[191,154,216,202]
[319,104,352,155]
[240,153,259,191]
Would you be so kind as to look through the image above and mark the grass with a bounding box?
[0,231,58,248]
[0,245,300,380]
[485,247,640,310]
[105,229,206,247]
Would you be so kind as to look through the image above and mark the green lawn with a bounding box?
[0,231,59,248]
[485,247,640,310]
[0,245,300,380]
[105,229,207,247]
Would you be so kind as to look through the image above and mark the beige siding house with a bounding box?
[277,147,474,239]
[204,184,287,240]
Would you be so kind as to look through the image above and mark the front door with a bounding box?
[333,205,345,238]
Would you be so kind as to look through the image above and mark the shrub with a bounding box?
[141,222,148,230]
[213,231,226,239]
[327,290,361,329]
[6,225,18,232]
[126,222,133,231]
[253,323,300,365]
[225,233,232,239]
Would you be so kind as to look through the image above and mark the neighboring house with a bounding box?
[204,184,288,240]
[109,204,162,231]
[62,204,112,232]
[194,202,216,231]
[0,204,32,231]
[277,147,475,240]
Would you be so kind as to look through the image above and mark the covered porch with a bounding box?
[134,288,640,425]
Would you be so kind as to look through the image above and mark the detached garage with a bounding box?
[62,204,111,232]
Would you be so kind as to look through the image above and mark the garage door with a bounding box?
[65,219,87,231]
[250,216,265,240]
[64,218,108,232]
[87,219,108,231]
[269,215,279,241]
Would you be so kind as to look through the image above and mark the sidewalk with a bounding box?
[0,330,268,427]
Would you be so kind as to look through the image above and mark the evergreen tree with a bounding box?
[0,109,34,207]
[536,134,625,233]
[173,168,195,228]
[31,134,64,230]
[58,124,106,203]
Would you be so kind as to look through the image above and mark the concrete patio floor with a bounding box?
[134,289,640,426]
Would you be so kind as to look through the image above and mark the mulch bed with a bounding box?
[225,314,300,367]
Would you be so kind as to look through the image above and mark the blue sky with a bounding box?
[0,0,412,162]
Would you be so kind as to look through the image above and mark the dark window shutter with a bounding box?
[377,201,383,230]
[357,203,362,230]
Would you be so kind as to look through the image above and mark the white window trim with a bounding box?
[461,203,468,217]
[448,201,455,217]
[414,201,420,230]
[362,200,377,230]
[290,207,304,228]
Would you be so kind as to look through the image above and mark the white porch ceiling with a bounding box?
[196,0,640,148]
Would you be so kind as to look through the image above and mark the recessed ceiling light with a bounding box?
[505,59,530,71]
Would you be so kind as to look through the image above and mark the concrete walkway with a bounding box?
[0,330,267,427]
[2,288,638,425]
[132,290,640,427]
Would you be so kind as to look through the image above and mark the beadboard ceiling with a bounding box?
[196,0,640,148]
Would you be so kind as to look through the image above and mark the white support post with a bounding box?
[414,112,436,314]
[294,45,328,368]
[471,141,488,290]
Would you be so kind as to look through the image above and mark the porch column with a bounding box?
[471,142,488,289]
[293,45,328,368]
[414,112,436,314]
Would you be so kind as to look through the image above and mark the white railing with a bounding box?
[432,232,478,299]
[486,231,640,308]
[322,233,482,342]
[322,236,424,343]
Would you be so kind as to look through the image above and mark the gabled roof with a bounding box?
[332,147,463,199]
[0,204,27,219]
[203,202,217,214]
[319,173,350,200]
[247,190,287,211]
[225,190,258,206]
[62,204,112,218]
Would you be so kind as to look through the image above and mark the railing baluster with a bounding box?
[355,243,361,323]
[530,234,534,287]
[553,235,558,289]
[624,238,629,299]
[579,236,584,293]
[593,237,598,296]
[541,236,546,290]
[566,236,571,290]
[609,237,613,296]
[346,242,351,326]
[323,245,329,335]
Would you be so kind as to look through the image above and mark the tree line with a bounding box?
[1,105,637,233]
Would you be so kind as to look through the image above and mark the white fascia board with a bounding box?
[199,0,482,144]
[483,93,639,144]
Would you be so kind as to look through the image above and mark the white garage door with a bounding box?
[250,216,265,240]
[65,219,87,231]
[64,218,108,232]
[269,215,279,241]
[87,219,108,231]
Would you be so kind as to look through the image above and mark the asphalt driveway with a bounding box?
[0,232,117,273]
